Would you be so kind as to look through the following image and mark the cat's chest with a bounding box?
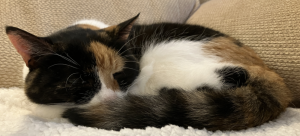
[128,40,234,95]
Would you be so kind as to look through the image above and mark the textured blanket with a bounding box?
[0,87,300,136]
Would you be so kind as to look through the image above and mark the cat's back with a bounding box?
[127,23,281,97]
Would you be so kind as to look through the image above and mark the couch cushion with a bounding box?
[0,0,200,88]
[187,0,300,103]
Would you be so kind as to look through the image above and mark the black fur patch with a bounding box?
[23,26,103,104]
[126,23,225,60]
[216,66,249,89]
[63,108,94,126]
[196,85,215,92]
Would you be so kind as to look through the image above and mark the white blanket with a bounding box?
[1,87,300,136]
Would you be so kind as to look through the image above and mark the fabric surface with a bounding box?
[0,0,200,88]
[1,1,300,135]
[187,0,300,103]
[0,87,299,136]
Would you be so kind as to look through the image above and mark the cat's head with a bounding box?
[6,14,140,105]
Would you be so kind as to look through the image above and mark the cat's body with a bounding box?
[6,14,292,131]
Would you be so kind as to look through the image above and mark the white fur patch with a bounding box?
[128,40,235,95]
[31,104,68,121]
[23,63,29,81]
[73,19,110,29]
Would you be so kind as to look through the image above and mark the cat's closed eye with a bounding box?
[113,72,126,85]
[113,72,123,80]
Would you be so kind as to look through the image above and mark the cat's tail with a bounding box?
[63,71,291,131]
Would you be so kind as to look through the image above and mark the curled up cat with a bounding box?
[6,14,292,131]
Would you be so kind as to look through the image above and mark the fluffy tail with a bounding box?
[63,78,290,131]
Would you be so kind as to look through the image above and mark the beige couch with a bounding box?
[1,0,299,106]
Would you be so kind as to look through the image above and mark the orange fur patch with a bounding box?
[90,42,124,91]
[248,65,291,105]
[204,36,291,109]
[203,37,266,67]
[76,24,100,30]
[104,25,118,34]
[76,24,111,40]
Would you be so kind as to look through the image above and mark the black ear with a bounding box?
[6,26,53,67]
[104,13,140,41]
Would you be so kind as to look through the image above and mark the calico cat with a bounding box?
[6,14,292,131]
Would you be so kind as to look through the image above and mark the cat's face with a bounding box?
[6,15,140,105]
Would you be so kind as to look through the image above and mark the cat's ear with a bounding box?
[6,26,52,67]
[104,13,140,41]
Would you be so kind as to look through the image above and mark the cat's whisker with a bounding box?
[123,54,143,58]
[70,77,81,88]
[123,67,140,72]
[123,60,139,63]
[116,33,146,55]
[199,27,207,39]
[65,72,80,91]
[113,54,140,64]
[79,75,86,82]
[31,51,54,57]
[53,53,80,66]
[65,53,80,66]
[178,26,191,37]
[185,35,200,40]
[208,33,221,40]
[289,101,297,107]
[48,63,79,69]
[119,47,141,56]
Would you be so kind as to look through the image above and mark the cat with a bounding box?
[6,14,292,131]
